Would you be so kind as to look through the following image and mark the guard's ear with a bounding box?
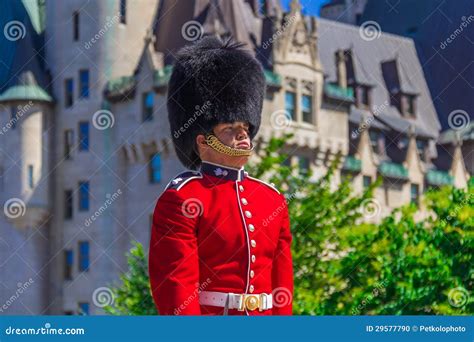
[195,134,209,157]
[196,134,207,147]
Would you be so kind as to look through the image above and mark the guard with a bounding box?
[149,36,293,315]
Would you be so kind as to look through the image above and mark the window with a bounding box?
[301,95,313,124]
[78,241,90,272]
[78,302,89,315]
[64,190,73,219]
[78,122,89,151]
[369,130,383,154]
[298,156,310,175]
[65,78,74,108]
[406,95,416,116]
[73,11,79,41]
[149,153,161,183]
[398,136,409,149]
[285,91,296,120]
[359,86,370,108]
[416,140,425,159]
[258,0,267,15]
[78,181,89,211]
[79,70,89,98]
[64,129,74,159]
[64,250,73,280]
[363,175,372,189]
[27,165,34,188]
[142,92,154,122]
[410,183,419,205]
[120,0,127,24]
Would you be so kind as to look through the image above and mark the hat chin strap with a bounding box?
[205,134,254,157]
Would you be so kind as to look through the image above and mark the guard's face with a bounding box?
[196,121,252,168]
[213,122,251,150]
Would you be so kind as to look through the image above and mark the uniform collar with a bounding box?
[200,161,247,181]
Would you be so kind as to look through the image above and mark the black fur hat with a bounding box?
[167,35,266,170]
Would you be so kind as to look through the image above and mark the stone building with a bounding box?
[0,0,469,315]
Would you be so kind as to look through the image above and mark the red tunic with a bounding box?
[149,161,293,315]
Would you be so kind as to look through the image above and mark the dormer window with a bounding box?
[398,136,409,150]
[416,139,426,160]
[369,130,385,155]
[404,94,417,117]
[382,60,419,118]
[356,85,371,109]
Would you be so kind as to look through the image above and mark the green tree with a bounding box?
[105,135,473,315]
[103,241,157,315]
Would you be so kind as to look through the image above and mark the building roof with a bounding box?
[360,0,474,131]
[154,0,265,64]
[0,84,52,103]
[0,0,51,103]
[317,18,440,139]
[439,122,474,145]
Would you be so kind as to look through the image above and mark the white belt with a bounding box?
[199,291,273,313]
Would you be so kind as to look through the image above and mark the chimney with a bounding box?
[335,50,347,88]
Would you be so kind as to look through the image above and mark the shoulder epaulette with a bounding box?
[165,171,203,191]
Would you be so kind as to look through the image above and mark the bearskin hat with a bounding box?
[167,35,266,170]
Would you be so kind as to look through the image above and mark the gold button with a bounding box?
[250,270,255,278]
[241,198,248,205]
[239,185,244,192]
[251,240,256,248]
[251,255,256,263]
[249,285,254,293]
[248,224,255,232]
[245,211,252,218]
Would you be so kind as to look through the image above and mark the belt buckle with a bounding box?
[237,294,260,311]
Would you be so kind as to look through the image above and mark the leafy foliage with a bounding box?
[105,135,473,315]
[103,241,157,315]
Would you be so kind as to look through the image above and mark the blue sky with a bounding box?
[280,0,331,16]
